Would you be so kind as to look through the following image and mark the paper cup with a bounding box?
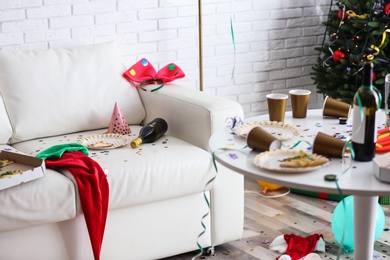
[246,127,281,152]
[323,96,351,118]
[266,93,288,122]
[289,89,311,118]
[312,132,346,158]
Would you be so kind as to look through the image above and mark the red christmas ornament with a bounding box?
[333,50,345,62]
[337,10,346,20]
[372,71,377,82]
[385,2,390,15]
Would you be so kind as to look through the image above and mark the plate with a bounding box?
[79,133,130,150]
[253,149,329,173]
[234,121,300,141]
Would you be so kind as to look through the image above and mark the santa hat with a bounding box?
[270,234,325,260]
[107,102,131,135]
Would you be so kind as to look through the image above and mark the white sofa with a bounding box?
[0,42,244,260]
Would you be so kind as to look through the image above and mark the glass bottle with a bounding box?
[385,74,390,127]
[351,62,379,161]
[130,118,168,148]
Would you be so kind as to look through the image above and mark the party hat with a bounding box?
[107,102,131,135]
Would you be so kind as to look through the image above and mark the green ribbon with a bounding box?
[230,16,236,81]
[192,146,247,259]
[288,140,312,149]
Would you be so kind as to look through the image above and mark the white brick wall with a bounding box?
[0,0,328,118]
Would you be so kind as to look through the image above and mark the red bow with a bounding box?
[123,58,185,92]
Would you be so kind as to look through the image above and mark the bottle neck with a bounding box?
[362,62,373,88]
[130,138,142,148]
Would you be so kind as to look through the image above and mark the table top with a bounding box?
[209,109,390,196]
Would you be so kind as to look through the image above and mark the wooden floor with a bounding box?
[163,178,390,260]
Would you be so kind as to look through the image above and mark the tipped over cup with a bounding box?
[246,126,281,152]
[266,93,288,122]
[323,96,351,118]
[289,89,311,118]
[312,132,346,158]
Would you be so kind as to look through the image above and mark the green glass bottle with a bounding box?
[351,62,379,161]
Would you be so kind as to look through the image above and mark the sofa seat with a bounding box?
[0,145,77,233]
[12,127,216,212]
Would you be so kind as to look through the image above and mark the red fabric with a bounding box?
[45,151,109,260]
[277,234,323,260]
[123,58,185,83]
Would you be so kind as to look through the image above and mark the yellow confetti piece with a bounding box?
[130,69,136,76]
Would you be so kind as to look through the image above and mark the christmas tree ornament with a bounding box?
[107,102,131,135]
[333,50,346,62]
[385,2,390,14]
[337,10,346,20]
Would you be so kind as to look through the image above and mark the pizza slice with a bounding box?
[89,141,114,149]
[279,150,328,168]
[0,159,14,168]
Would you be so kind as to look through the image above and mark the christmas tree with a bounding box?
[311,0,390,105]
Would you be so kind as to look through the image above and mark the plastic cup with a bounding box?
[266,93,288,122]
[323,96,351,118]
[289,89,311,118]
[312,132,346,158]
[246,126,281,152]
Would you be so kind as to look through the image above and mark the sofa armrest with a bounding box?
[138,84,244,151]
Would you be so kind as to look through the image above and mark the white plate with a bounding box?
[79,133,129,150]
[234,121,300,141]
[253,149,329,173]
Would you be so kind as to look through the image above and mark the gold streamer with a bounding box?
[346,10,369,19]
[367,29,390,60]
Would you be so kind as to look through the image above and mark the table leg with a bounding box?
[353,195,378,260]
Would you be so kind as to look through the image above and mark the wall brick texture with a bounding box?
[0,0,329,118]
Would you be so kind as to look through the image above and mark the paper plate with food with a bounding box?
[79,133,129,150]
[234,121,300,141]
[253,149,329,173]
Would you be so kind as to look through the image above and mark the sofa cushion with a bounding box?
[12,128,216,211]
[0,41,146,144]
[0,145,78,232]
[0,96,12,144]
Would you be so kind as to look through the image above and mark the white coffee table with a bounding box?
[209,109,390,260]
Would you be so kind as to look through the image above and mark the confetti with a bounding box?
[228,153,238,159]
[262,239,270,245]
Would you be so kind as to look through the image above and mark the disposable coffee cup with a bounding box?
[323,96,351,118]
[312,132,346,158]
[266,93,288,122]
[289,89,311,118]
[246,126,281,152]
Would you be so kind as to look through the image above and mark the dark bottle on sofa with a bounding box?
[130,118,168,148]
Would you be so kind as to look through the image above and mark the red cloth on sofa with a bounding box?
[44,151,109,260]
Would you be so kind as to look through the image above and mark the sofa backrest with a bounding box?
[0,41,146,143]
[0,95,12,144]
